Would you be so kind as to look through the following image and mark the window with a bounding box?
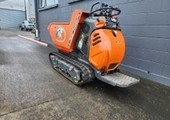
[40,0,46,8]
[39,0,58,10]
[28,21,33,24]
[46,0,57,6]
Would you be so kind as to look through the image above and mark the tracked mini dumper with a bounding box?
[48,2,139,87]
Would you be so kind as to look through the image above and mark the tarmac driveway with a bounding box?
[0,29,170,120]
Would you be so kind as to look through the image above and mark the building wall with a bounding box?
[26,0,35,22]
[0,0,24,11]
[36,0,170,86]
[0,8,25,29]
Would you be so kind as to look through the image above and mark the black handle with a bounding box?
[90,2,100,12]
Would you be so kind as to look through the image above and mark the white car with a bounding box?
[19,20,34,31]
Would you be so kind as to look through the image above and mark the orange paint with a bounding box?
[48,9,125,73]
[88,29,125,72]
[48,9,89,53]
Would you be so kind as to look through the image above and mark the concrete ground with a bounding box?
[0,29,170,120]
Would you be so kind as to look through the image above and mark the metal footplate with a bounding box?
[95,71,140,87]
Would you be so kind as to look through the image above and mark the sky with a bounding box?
[0,0,25,10]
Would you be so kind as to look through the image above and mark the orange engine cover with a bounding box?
[48,9,89,53]
[88,29,125,72]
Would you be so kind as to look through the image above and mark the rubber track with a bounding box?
[49,52,94,85]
